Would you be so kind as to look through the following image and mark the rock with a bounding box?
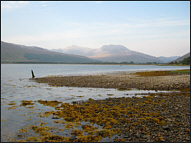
[186,137,190,141]
[139,139,147,141]
[69,135,77,141]
[143,135,151,140]
[135,132,141,138]
[127,111,132,114]
[95,111,99,113]
[155,123,159,126]
[162,126,170,130]
[72,101,77,104]
[123,135,129,138]
[125,118,131,122]
[52,116,60,119]
[160,138,166,142]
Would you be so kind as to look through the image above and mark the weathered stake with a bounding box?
[31,70,35,78]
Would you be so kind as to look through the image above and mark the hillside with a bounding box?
[1,41,99,63]
[52,44,164,63]
[172,52,190,63]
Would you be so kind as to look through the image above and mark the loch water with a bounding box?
[1,64,190,141]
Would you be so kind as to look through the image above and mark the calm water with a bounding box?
[1,64,190,141]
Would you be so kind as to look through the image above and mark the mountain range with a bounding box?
[51,45,165,63]
[2,41,187,64]
[1,41,99,63]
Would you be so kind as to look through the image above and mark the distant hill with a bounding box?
[52,44,164,63]
[157,56,180,63]
[1,41,99,63]
[171,52,190,63]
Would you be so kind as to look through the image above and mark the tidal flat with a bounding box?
[2,69,190,142]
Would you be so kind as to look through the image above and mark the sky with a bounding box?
[1,1,190,57]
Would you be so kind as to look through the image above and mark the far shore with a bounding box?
[1,62,190,66]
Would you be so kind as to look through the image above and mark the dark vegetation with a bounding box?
[169,57,190,65]
[181,57,190,65]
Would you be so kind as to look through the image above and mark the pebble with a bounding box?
[134,132,141,138]
[69,135,77,141]
[123,135,129,138]
[143,135,151,140]
[162,126,170,130]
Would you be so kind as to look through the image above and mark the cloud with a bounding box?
[69,18,189,40]
[1,1,29,10]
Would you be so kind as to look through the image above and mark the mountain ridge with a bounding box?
[1,41,99,63]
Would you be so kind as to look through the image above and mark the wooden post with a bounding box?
[31,70,35,78]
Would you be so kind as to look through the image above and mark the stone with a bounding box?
[123,135,129,138]
[72,101,77,104]
[155,123,159,126]
[143,135,151,139]
[162,126,170,130]
[52,116,60,119]
[135,132,141,138]
[69,135,77,141]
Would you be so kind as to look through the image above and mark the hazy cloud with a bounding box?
[67,18,189,40]
[1,1,29,10]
